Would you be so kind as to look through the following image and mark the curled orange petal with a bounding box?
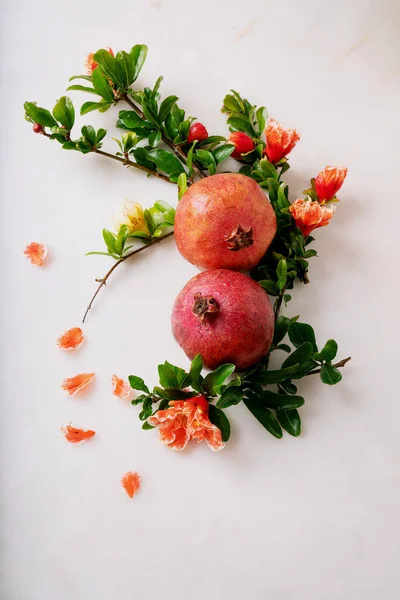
[112,375,131,400]
[62,373,95,396]
[61,424,96,443]
[121,471,141,498]
[57,327,84,351]
[24,242,48,266]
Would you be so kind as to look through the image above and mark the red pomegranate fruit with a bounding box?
[172,269,274,370]
[174,173,276,271]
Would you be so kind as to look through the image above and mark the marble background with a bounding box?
[1,0,399,598]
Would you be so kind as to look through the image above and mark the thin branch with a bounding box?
[94,149,172,183]
[123,93,206,180]
[306,356,352,376]
[274,286,287,323]
[82,231,175,323]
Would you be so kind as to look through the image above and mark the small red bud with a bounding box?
[228,131,255,159]
[187,122,208,144]
[33,123,43,134]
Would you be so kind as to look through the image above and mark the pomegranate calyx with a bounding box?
[225,224,254,251]
[192,292,219,322]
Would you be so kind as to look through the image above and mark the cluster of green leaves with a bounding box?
[129,317,342,442]
[88,199,176,260]
[67,45,148,115]
[128,354,233,442]
[221,89,267,161]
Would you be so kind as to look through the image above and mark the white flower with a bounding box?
[113,200,150,235]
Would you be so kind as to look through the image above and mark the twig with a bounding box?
[274,286,287,323]
[306,356,351,376]
[123,93,206,180]
[94,149,172,183]
[82,231,175,323]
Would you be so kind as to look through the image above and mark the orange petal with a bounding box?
[61,424,96,443]
[112,375,131,400]
[57,327,84,350]
[121,471,141,498]
[24,242,48,266]
[62,373,95,396]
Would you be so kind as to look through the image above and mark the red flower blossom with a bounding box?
[228,131,255,159]
[61,424,96,444]
[315,166,348,201]
[85,47,114,75]
[24,242,48,266]
[264,118,300,163]
[57,327,84,351]
[147,397,224,451]
[121,471,141,498]
[289,198,335,237]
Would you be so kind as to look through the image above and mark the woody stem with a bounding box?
[82,231,175,323]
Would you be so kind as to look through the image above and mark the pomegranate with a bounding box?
[172,269,274,370]
[174,173,277,271]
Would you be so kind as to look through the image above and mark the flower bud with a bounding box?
[264,118,300,163]
[228,131,255,159]
[113,200,150,236]
[187,122,208,143]
[32,123,43,134]
[315,166,347,201]
[289,198,335,237]
[85,47,114,75]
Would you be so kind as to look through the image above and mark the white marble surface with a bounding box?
[1,0,400,598]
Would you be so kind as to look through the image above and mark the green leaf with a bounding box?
[208,405,230,442]
[279,380,298,395]
[132,147,155,170]
[227,113,256,137]
[260,391,304,411]
[67,84,98,95]
[52,96,75,130]
[277,409,301,437]
[222,94,242,113]
[256,106,267,135]
[251,364,300,385]
[259,158,278,181]
[148,130,162,147]
[130,44,148,81]
[315,339,338,362]
[128,375,150,394]
[188,354,203,383]
[91,67,115,102]
[24,102,58,128]
[177,172,187,200]
[147,149,185,176]
[291,359,319,380]
[102,229,117,254]
[115,51,135,90]
[276,259,287,292]
[217,387,243,409]
[186,142,197,178]
[288,322,318,353]
[203,364,236,396]
[142,422,155,430]
[85,251,116,258]
[158,361,187,389]
[80,100,111,115]
[200,136,226,147]
[213,144,235,164]
[93,49,120,87]
[273,316,290,345]
[153,387,197,400]
[259,280,279,296]
[139,397,153,420]
[320,364,342,385]
[159,95,179,122]
[276,343,291,353]
[243,396,282,439]
[115,224,128,255]
[195,149,216,172]
[117,110,154,135]
[282,342,314,369]
[69,74,93,82]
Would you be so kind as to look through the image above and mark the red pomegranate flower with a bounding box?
[148,397,224,451]
[264,118,300,163]
[289,198,335,237]
[85,47,114,75]
[315,166,348,201]
[228,132,255,159]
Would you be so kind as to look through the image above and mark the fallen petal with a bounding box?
[112,375,131,400]
[57,327,84,351]
[62,373,95,396]
[24,242,48,266]
[61,424,96,443]
[121,471,141,498]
